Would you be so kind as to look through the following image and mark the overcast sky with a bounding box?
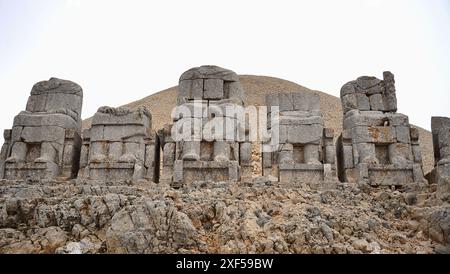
[0,0,449,143]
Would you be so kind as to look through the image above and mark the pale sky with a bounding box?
[0,0,449,144]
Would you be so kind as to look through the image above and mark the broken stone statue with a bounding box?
[159,65,252,187]
[78,106,159,183]
[336,72,426,186]
[262,92,337,186]
[0,78,83,180]
[430,117,450,202]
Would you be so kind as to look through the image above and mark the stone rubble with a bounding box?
[0,178,447,254]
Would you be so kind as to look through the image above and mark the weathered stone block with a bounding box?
[412,143,422,164]
[204,79,224,99]
[356,93,370,111]
[436,163,450,202]
[342,145,354,169]
[368,166,414,186]
[341,94,357,113]
[369,94,384,111]
[325,145,335,164]
[181,79,204,99]
[287,124,323,144]
[440,146,450,162]
[279,93,294,111]
[366,126,396,144]
[14,113,78,129]
[356,143,377,164]
[383,94,397,112]
[240,142,252,166]
[227,81,244,101]
[163,143,176,166]
[396,126,411,144]
[266,94,280,107]
[351,126,396,144]
[410,127,420,142]
[388,143,413,166]
[292,93,320,111]
[263,151,272,168]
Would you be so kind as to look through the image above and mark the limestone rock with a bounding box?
[106,199,200,253]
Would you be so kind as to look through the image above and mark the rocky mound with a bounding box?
[0,178,448,254]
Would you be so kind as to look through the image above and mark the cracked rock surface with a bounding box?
[0,178,448,254]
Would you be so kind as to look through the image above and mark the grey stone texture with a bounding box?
[262,92,337,185]
[0,78,83,180]
[336,72,425,186]
[78,106,160,183]
[340,71,397,114]
[430,117,450,202]
[161,66,251,187]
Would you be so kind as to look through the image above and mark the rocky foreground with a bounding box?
[0,178,448,254]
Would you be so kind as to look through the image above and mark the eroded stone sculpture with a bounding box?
[262,92,336,185]
[336,72,425,186]
[78,106,159,183]
[0,78,83,180]
[160,65,252,187]
[430,117,450,202]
